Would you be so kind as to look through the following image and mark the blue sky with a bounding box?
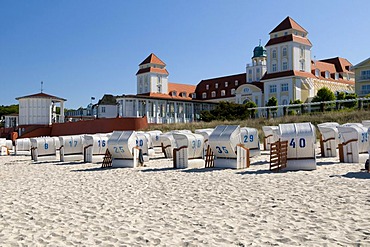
[1,0,369,108]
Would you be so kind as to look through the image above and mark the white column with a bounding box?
[49,103,53,125]
[174,102,178,123]
[60,101,65,123]
[135,99,139,117]
[145,100,149,119]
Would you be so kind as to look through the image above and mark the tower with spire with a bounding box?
[246,40,267,83]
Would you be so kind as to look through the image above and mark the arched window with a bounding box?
[221,90,225,96]
[282,47,287,57]
[202,92,207,99]
[231,89,235,95]
[211,91,216,97]
[272,63,277,72]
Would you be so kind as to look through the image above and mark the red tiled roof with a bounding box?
[16,92,66,101]
[136,67,169,75]
[139,53,166,66]
[319,57,353,73]
[261,69,355,85]
[266,34,312,47]
[261,70,316,80]
[312,61,336,73]
[168,82,196,98]
[269,16,308,34]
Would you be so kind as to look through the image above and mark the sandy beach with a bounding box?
[1,149,370,246]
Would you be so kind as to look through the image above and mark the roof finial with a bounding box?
[41,81,43,93]
[259,39,261,46]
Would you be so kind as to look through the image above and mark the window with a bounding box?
[335,73,339,80]
[282,99,288,105]
[202,92,207,99]
[281,83,288,92]
[221,90,225,96]
[215,83,218,89]
[284,32,288,36]
[325,71,330,79]
[272,63,277,72]
[211,91,216,97]
[269,85,277,93]
[300,47,304,57]
[243,87,250,93]
[361,70,370,80]
[282,61,288,71]
[362,85,370,95]
[274,34,278,38]
[282,47,287,57]
[206,85,209,90]
[231,89,236,95]
[101,107,106,113]
[191,93,196,99]
[225,81,228,87]
[315,69,320,77]
[300,60,305,71]
[235,80,239,86]
[172,91,177,96]
[256,68,260,74]
[272,49,277,59]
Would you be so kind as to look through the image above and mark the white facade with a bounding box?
[17,93,65,126]
[137,73,169,94]
[117,96,212,124]
[97,104,118,118]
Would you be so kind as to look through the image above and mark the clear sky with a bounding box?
[1,0,369,109]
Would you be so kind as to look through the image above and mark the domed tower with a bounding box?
[246,41,267,83]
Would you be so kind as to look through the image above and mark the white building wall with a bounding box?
[19,98,52,125]
[98,105,118,118]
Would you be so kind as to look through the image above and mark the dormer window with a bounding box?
[180,92,187,97]
[171,91,177,96]
[206,85,209,90]
[215,83,218,89]
[335,72,339,80]
[191,93,196,99]
[325,71,330,79]
[315,69,320,77]
[225,81,228,87]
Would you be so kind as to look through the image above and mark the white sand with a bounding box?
[1,150,370,246]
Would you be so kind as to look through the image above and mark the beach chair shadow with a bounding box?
[140,167,176,173]
[316,161,338,166]
[71,166,118,172]
[341,171,370,179]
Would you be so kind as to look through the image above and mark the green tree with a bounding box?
[342,93,357,108]
[0,104,19,118]
[200,101,257,122]
[266,97,278,106]
[312,87,336,102]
